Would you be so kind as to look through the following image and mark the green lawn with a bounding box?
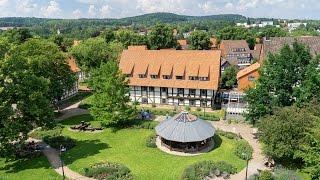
[58,114,246,180]
[0,156,60,180]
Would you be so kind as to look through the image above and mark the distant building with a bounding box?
[220,40,253,69]
[261,36,320,60]
[287,22,307,32]
[61,57,80,100]
[119,46,221,108]
[236,62,261,91]
[259,21,274,28]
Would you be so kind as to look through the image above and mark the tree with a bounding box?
[258,106,315,162]
[221,65,238,89]
[103,29,115,43]
[0,37,11,59]
[217,27,255,50]
[245,42,313,123]
[7,38,76,101]
[188,31,212,50]
[50,34,73,52]
[259,26,288,38]
[148,23,177,50]
[115,29,146,48]
[89,60,137,128]
[3,28,32,44]
[0,57,54,158]
[70,37,113,72]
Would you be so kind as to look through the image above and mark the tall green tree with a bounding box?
[50,34,73,52]
[259,26,288,38]
[148,24,177,50]
[217,27,255,49]
[70,37,123,72]
[221,65,238,89]
[3,28,32,44]
[89,60,137,128]
[7,38,76,101]
[258,106,315,162]
[0,57,54,158]
[115,29,146,48]
[0,37,11,59]
[188,30,212,50]
[245,42,313,123]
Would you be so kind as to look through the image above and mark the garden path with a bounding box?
[211,121,268,180]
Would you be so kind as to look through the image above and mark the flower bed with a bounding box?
[181,160,237,180]
[84,162,134,180]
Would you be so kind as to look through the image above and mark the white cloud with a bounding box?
[41,0,61,18]
[100,4,112,18]
[17,0,38,15]
[72,9,82,19]
[88,4,96,17]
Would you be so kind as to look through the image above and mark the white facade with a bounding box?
[129,86,216,107]
[288,22,307,32]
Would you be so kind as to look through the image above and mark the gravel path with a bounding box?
[211,121,268,180]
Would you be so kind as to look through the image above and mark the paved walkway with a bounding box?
[56,101,89,121]
[211,121,268,180]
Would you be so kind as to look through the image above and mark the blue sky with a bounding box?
[0,0,319,19]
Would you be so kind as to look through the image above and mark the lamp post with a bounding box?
[242,152,250,180]
[60,145,67,179]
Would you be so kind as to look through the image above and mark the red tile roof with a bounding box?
[119,46,221,90]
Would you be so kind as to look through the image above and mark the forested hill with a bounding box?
[0,13,246,27]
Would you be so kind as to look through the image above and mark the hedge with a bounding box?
[234,140,253,160]
[146,133,157,148]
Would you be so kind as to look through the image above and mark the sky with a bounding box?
[0,0,319,20]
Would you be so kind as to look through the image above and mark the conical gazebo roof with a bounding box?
[155,111,216,143]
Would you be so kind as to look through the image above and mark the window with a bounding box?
[141,86,148,92]
[248,75,255,81]
[178,98,184,105]
[141,98,148,104]
[163,75,171,79]
[161,87,168,94]
[201,100,207,107]
[189,89,196,96]
[139,74,147,78]
[176,76,184,80]
[200,89,207,97]
[150,75,158,79]
[189,100,196,107]
[149,87,154,92]
[161,98,167,104]
[189,76,199,80]
[177,88,184,95]
[199,77,209,81]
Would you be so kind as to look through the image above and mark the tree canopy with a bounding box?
[217,27,255,49]
[221,65,238,89]
[89,60,137,128]
[259,26,288,38]
[148,24,177,50]
[188,30,212,50]
[70,37,123,72]
[245,42,315,124]
[115,29,147,48]
[6,38,76,101]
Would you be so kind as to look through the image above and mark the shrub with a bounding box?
[273,167,300,180]
[234,140,253,160]
[146,133,157,148]
[181,161,236,180]
[28,125,63,139]
[216,130,240,140]
[84,162,134,180]
[43,136,76,150]
[196,107,201,112]
[184,106,190,111]
[259,170,273,180]
[132,120,159,129]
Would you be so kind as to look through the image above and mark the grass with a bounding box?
[58,114,246,180]
[0,156,60,180]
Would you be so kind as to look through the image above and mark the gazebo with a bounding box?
[155,111,216,153]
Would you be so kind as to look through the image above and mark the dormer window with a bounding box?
[150,75,158,79]
[199,77,209,81]
[189,76,198,80]
[139,74,147,78]
[176,76,184,80]
[163,75,171,79]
